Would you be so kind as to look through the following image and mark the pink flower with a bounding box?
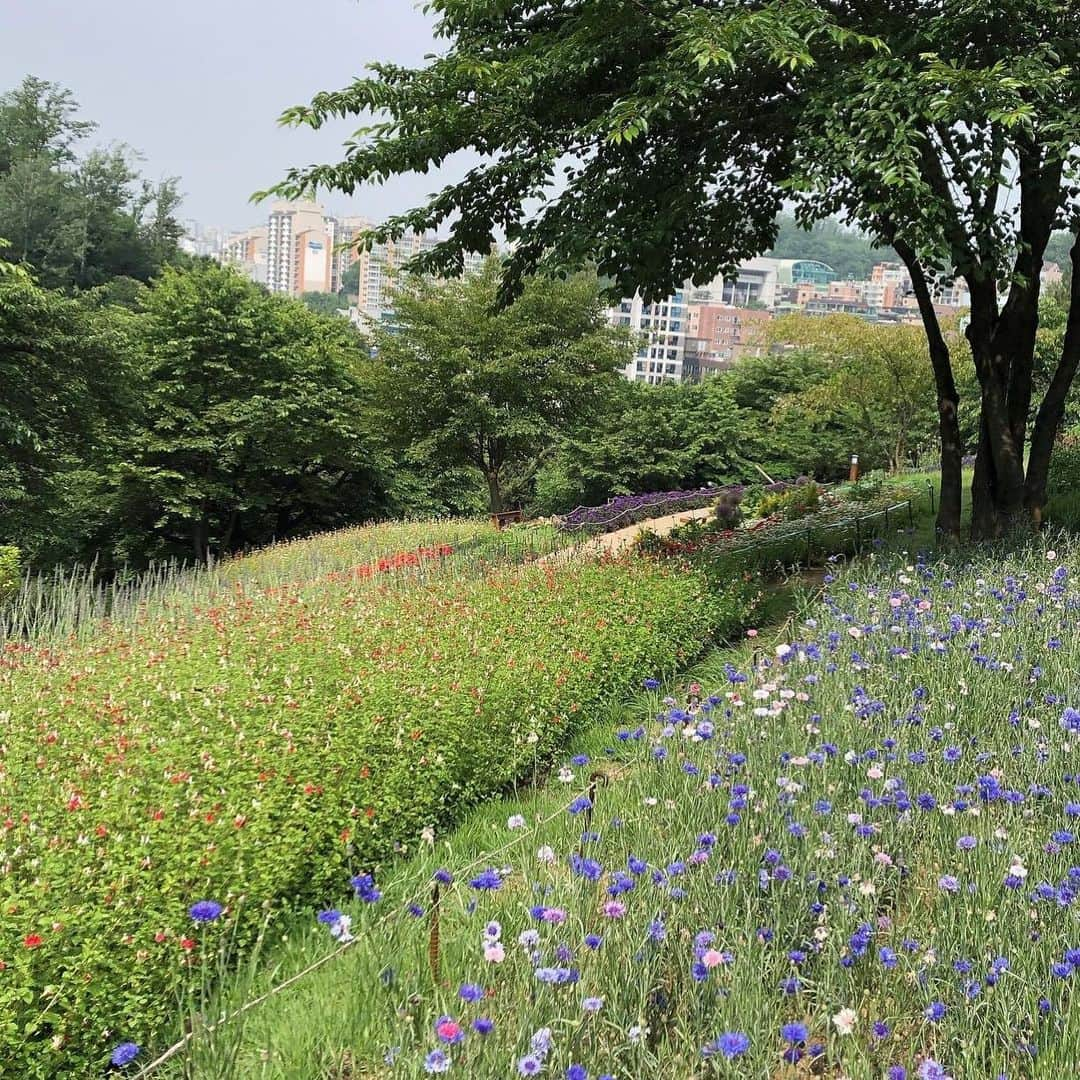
[702,948,726,969]
[601,901,627,919]
[746,628,758,638]
[484,942,505,963]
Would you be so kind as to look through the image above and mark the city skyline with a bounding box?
[0,0,477,231]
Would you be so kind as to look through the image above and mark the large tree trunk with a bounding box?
[486,470,505,514]
[894,239,963,537]
[1025,231,1080,523]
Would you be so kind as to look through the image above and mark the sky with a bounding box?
[0,0,472,233]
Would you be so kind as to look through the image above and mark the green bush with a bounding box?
[1045,490,1080,532]
[757,481,821,520]
[0,551,754,1077]
[1048,434,1080,497]
[0,545,18,604]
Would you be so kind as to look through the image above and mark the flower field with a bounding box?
[175,540,1080,1080]
[0,537,753,1077]
[2,518,559,644]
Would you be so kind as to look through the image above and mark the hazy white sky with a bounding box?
[1,0,474,231]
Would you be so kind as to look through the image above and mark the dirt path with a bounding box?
[541,505,714,565]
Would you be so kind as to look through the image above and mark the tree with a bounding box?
[369,259,631,513]
[765,314,959,472]
[0,268,135,561]
[119,263,389,562]
[0,76,184,289]
[301,290,349,316]
[271,1,1080,539]
[537,376,750,513]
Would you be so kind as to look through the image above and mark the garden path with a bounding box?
[540,505,714,565]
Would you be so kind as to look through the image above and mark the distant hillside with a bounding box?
[769,214,1075,282]
[767,214,896,280]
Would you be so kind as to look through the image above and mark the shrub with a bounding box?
[0,545,18,604]
[1047,432,1080,497]
[0,552,753,1076]
[757,480,821,520]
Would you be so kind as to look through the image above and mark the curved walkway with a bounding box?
[541,505,714,565]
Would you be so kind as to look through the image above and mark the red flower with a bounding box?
[180,937,196,952]
[23,934,43,949]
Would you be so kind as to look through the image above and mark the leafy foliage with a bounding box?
[0,545,18,603]
[0,76,184,289]
[117,263,391,562]
[369,259,632,512]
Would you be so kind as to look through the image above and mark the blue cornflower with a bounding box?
[316,909,342,924]
[584,933,603,950]
[110,1042,140,1067]
[473,1017,494,1035]
[568,796,592,815]
[424,1048,451,1074]
[189,900,223,923]
[716,1031,751,1059]
[350,874,381,903]
[518,1055,543,1075]
[582,996,603,1013]
[433,868,453,886]
[459,982,485,1002]
[470,868,502,890]
[781,1022,809,1044]
[566,1065,588,1080]
[924,1001,947,1022]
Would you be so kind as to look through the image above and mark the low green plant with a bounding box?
[1047,432,1080,497]
[756,481,821,520]
[0,545,18,604]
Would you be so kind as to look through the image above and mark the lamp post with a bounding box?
[849,454,860,483]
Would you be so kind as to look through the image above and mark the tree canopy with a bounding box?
[272,0,1080,538]
[0,75,184,289]
[369,259,632,512]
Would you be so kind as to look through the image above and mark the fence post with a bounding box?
[855,515,861,551]
[907,499,914,529]
[927,480,936,516]
[884,505,890,533]
[806,528,813,566]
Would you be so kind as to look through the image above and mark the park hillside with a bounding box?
[2,3,1080,1078]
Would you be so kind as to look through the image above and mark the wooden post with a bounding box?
[849,454,860,483]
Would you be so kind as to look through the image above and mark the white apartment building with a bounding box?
[609,287,688,384]
[264,200,334,296]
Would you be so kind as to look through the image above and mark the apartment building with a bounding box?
[682,304,772,379]
[219,225,268,286]
[263,200,334,296]
[609,288,688,384]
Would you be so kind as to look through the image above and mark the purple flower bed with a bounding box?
[560,486,740,534]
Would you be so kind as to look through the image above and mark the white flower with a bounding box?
[536,845,556,864]
[832,1007,858,1035]
[557,766,575,783]
[627,1024,649,1045]
[330,915,354,943]
[507,814,526,830]
[775,643,792,658]
[1047,550,1058,561]
[420,826,435,846]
